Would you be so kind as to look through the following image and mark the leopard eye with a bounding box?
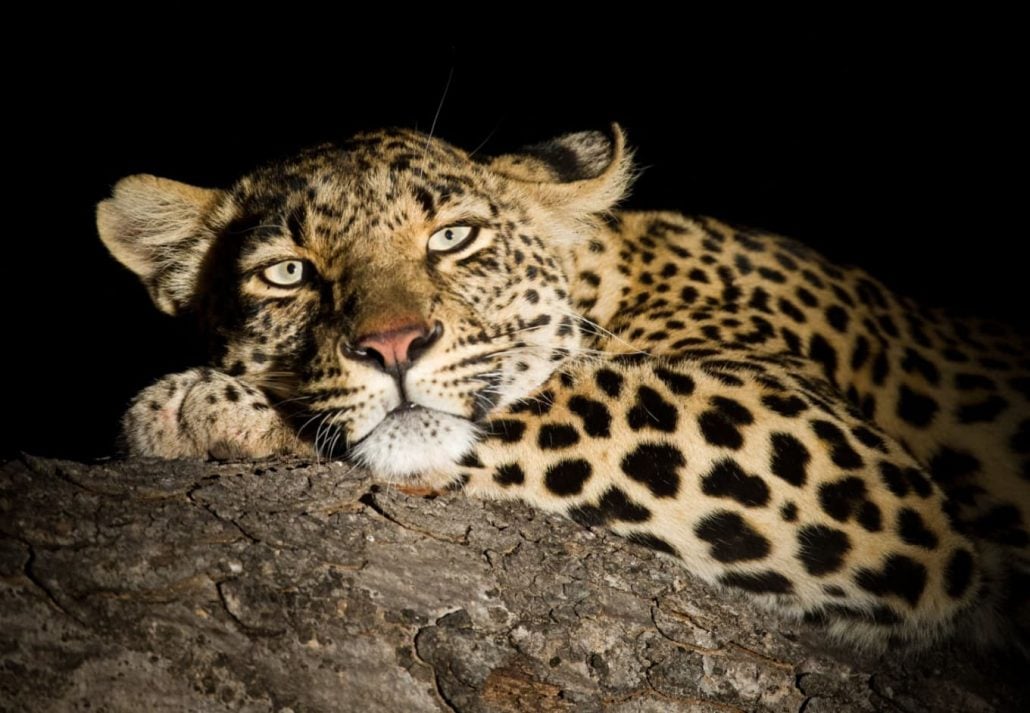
[262,260,305,286]
[427,225,478,253]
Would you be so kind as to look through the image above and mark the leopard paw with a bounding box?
[121,368,309,459]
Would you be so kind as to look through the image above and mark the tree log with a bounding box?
[1,456,1025,712]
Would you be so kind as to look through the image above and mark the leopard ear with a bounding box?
[97,175,224,315]
[488,124,635,216]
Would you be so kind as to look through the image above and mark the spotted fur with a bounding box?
[98,126,1029,651]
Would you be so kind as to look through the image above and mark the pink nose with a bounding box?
[354,322,440,370]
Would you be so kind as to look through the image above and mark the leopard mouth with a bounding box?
[348,402,480,479]
[386,401,434,417]
[363,401,466,442]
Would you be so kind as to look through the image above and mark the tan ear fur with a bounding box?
[97,175,222,315]
[489,124,636,215]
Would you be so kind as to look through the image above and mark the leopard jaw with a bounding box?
[348,406,478,481]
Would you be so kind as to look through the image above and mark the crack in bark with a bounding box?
[21,540,86,627]
[650,602,723,656]
[358,490,471,545]
[413,622,460,713]
[213,579,284,637]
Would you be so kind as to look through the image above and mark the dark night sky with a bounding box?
[5,27,1025,459]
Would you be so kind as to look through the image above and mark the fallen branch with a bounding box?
[1,456,1025,712]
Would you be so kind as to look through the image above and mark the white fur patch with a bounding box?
[349,406,478,481]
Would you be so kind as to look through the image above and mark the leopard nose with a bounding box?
[344,321,443,371]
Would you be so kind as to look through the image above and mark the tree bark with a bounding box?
[1,456,1025,712]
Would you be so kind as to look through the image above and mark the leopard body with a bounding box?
[97,127,1030,650]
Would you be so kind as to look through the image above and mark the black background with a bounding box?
[6,27,1025,459]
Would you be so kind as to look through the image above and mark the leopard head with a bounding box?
[97,127,633,478]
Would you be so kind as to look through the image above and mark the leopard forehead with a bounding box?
[208,127,617,291]
[227,130,505,258]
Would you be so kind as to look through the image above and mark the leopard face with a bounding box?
[98,128,632,478]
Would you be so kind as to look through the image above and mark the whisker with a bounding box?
[550,304,651,356]
[489,323,553,340]
[418,64,455,180]
[313,412,332,464]
[226,223,284,236]
[325,426,344,461]
[296,410,327,445]
[268,394,314,409]
[244,370,303,400]
[467,119,504,159]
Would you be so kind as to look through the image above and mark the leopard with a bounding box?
[96,125,1030,652]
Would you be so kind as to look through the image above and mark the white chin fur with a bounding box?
[349,407,478,481]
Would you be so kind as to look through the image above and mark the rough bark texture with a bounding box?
[1,456,1025,712]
